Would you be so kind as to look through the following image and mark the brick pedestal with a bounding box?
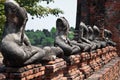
[87,57,120,80]
[95,49,103,69]
[109,46,118,58]
[0,46,119,80]
[89,52,100,71]
[45,58,66,80]
[79,52,93,78]
[3,64,45,80]
[64,54,84,80]
[102,47,110,64]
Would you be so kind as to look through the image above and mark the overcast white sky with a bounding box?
[26,0,77,31]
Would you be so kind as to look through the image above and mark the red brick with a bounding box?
[87,57,120,80]
[47,58,64,65]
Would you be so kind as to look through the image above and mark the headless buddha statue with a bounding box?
[104,29,116,46]
[93,25,107,48]
[54,17,81,56]
[1,0,62,67]
[88,26,100,49]
[78,22,97,51]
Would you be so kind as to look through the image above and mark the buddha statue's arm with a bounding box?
[70,40,81,46]
[23,34,31,46]
[55,36,72,54]
[81,37,91,44]
[17,7,28,43]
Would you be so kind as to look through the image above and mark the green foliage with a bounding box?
[25,29,53,47]
[50,27,56,38]
[16,0,63,17]
[41,37,54,46]
[67,27,75,40]
[68,31,74,40]
[25,27,75,47]
[0,1,5,41]
[0,0,63,41]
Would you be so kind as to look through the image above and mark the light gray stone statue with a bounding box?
[54,17,81,56]
[1,0,62,67]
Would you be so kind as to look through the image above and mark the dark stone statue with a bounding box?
[88,26,101,49]
[79,22,90,43]
[88,26,94,41]
[104,29,116,46]
[70,22,92,52]
[78,22,97,51]
[1,0,63,67]
[54,17,81,56]
[93,25,107,48]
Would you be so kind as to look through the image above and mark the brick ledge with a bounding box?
[87,57,120,80]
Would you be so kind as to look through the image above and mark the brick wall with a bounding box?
[104,0,120,55]
[0,46,119,80]
[76,0,120,55]
[87,0,120,54]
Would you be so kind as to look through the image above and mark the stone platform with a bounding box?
[0,46,119,80]
[87,57,120,80]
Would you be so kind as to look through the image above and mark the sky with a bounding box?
[26,0,77,31]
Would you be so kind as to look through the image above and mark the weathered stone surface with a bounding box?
[87,57,120,80]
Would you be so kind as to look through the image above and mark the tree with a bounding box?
[0,1,5,41]
[0,0,63,41]
[43,29,51,37]
[41,37,54,46]
[50,27,56,38]
[25,26,75,47]
[68,27,75,40]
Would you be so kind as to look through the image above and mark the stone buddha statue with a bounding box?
[70,22,93,52]
[88,26,94,41]
[93,25,107,48]
[78,22,90,43]
[88,26,100,49]
[104,29,116,46]
[78,22,97,51]
[1,0,62,67]
[54,17,81,56]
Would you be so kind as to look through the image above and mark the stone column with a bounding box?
[74,0,81,41]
